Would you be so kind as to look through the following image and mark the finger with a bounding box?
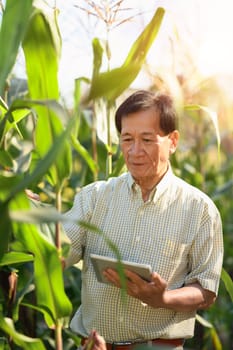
[103,269,121,286]
[103,269,137,290]
[151,272,167,289]
[124,269,147,284]
[85,330,107,350]
[93,332,106,347]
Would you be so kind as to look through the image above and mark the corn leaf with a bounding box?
[0,251,34,266]
[0,0,33,95]
[0,203,11,258]
[210,328,223,350]
[185,104,221,154]
[88,63,141,101]
[10,207,65,224]
[221,267,233,302]
[88,7,165,101]
[0,149,13,168]
[122,7,165,67]
[4,99,73,198]
[10,193,72,327]
[110,153,125,177]
[196,313,213,328]
[196,315,223,350]
[22,6,71,189]
[0,316,45,349]
[92,37,104,80]
[73,77,90,136]
[71,135,98,174]
[78,220,127,293]
[22,6,60,99]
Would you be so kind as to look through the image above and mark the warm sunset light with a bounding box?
[0,1,232,349]
[12,0,233,105]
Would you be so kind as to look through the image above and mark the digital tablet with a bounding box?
[90,253,152,284]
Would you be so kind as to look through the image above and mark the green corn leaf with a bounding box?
[34,107,72,188]
[5,123,70,201]
[10,205,71,257]
[0,251,34,266]
[0,0,33,95]
[0,96,8,110]
[0,316,45,349]
[22,6,71,189]
[122,7,165,67]
[10,206,65,224]
[71,135,98,174]
[3,100,74,202]
[0,174,24,202]
[78,220,127,293]
[196,313,213,328]
[221,267,233,302]
[210,328,223,350]
[7,108,31,124]
[110,153,125,177]
[0,149,13,168]
[10,207,129,296]
[88,63,141,101]
[22,6,60,99]
[0,175,23,261]
[0,108,31,141]
[88,7,165,101]
[196,315,223,350]
[185,104,221,154]
[184,104,201,111]
[0,203,11,259]
[73,77,90,136]
[92,37,104,80]
[10,193,72,327]
[0,97,8,144]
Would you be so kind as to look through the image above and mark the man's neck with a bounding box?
[134,173,166,202]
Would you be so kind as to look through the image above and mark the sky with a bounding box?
[13,0,233,105]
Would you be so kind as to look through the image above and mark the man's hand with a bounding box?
[103,268,167,307]
[83,330,106,350]
[103,268,216,312]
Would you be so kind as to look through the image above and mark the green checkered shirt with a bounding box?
[63,168,223,341]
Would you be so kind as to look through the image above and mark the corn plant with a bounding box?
[0,1,73,349]
[1,0,232,348]
[0,0,166,349]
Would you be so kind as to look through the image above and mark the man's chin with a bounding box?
[131,172,150,182]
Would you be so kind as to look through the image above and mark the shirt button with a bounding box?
[141,302,148,307]
[136,235,140,242]
[139,209,144,215]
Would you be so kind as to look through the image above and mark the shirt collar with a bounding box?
[153,166,173,202]
[126,165,174,203]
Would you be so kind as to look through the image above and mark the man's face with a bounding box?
[120,108,179,185]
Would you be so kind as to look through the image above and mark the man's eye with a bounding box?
[122,138,132,142]
[143,139,152,143]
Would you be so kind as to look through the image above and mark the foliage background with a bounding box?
[0,1,233,349]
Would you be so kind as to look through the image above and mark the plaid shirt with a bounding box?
[63,168,223,341]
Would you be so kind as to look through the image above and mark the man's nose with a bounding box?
[128,140,144,154]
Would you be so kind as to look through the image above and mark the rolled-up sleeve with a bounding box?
[185,202,223,295]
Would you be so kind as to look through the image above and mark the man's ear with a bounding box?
[169,130,179,155]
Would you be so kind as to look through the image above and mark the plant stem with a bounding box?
[92,108,98,181]
[55,321,63,350]
[55,188,62,254]
[106,101,112,177]
[54,188,63,350]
